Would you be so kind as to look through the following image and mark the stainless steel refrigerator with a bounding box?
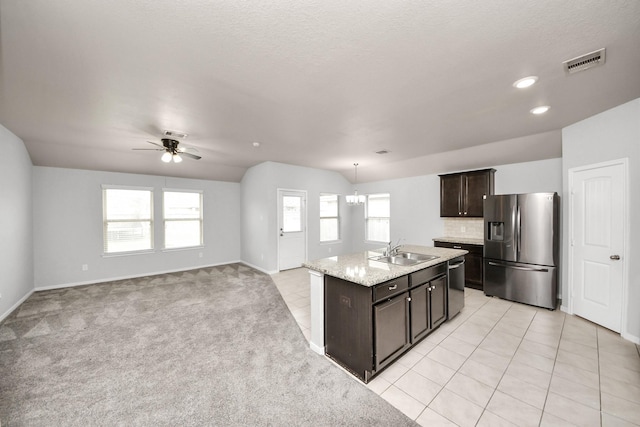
[483,193,559,309]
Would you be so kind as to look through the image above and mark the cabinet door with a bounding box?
[440,174,461,217]
[374,293,410,370]
[410,283,430,342]
[463,171,491,217]
[430,275,447,329]
[465,251,484,290]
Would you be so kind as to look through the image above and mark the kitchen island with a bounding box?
[304,245,467,382]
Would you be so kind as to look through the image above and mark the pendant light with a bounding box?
[346,163,366,205]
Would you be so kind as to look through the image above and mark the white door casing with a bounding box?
[569,159,627,333]
[277,189,307,271]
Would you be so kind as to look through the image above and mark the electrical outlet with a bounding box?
[328,247,332,253]
[461,226,466,233]
[82,264,88,271]
[198,252,203,258]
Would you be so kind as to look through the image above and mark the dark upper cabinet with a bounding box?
[439,169,495,217]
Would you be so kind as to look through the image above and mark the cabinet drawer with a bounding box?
[410,263,447,287]
[373,276,409,303]
[434,241,483,255]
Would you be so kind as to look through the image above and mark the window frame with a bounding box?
[162,189,204,250]
[319,193,341,243]
[102,185,154,256]
[365,193,391,243]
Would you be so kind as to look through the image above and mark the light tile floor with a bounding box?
[271,268,640,427]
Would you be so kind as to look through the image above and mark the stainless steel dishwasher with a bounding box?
[447,256,465,319]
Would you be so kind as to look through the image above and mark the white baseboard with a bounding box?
[560,305,639,345]
[34,260,244,292]
[621,331,640,344]
[0,289,34,323]
[241,261,278,275]
[309,341,325,355]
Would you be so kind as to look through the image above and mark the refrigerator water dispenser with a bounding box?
[488,222,504,241]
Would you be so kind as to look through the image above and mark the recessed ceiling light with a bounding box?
[530,105,550,115]
[513,76,538,89]
[252,142,260,147]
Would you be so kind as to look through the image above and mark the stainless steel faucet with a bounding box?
[385,238,404,256]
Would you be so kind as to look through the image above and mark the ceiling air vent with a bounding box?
[375,149,390,155]
[563,48,606,74]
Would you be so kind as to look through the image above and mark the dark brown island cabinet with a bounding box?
[434,241,483,290]
[324,263,447,383]
[439,168,495,217]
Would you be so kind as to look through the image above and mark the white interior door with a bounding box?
[278,189,307,271]
[570,160,626,332]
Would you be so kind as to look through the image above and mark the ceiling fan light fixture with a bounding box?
[161,152,173,163]
[173,154,183,163]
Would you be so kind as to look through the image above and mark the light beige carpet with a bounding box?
[0,263,417,426]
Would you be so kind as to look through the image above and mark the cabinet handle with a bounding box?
[453,245,461,249]
[407,297,412,302]
[388,284,397,290]
[432,285,437,290]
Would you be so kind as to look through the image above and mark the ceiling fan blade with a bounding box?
[178,145,199,153]
[146,141,166,149]
[180,152,202,160]
[132,148,164,151]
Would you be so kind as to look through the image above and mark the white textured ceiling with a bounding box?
[1,1,639,183]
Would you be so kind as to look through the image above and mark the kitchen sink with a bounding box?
[370,252,439,266]
[397,252,439,262]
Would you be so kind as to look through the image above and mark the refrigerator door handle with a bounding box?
[488,261,549,273]
[516,205,521,255]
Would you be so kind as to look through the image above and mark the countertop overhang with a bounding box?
[303,245,467,287]
[433,237,484,245]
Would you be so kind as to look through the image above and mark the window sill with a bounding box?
[161,245,205,253]
[102,249,155,258]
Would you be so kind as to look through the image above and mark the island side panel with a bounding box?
[309,269,325,355]
[325,275,373,382]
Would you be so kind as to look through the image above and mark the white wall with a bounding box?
[0,125,34,320]
[495,158,562,195]
[33,167,241,289]
[562,97,640,342]
[241,161,353,273]
[353,175,444,252]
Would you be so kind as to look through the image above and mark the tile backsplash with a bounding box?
[443,218,484,239]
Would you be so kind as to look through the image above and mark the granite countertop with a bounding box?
[433,236,484,246]
[303,244,467,287]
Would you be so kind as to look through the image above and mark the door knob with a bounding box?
[610,255,620,260]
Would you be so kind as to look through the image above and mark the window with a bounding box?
[103,187,153,254]
[366,193,390,243]
[282,195,302,233]
[320,193,340,242]
[163,190,203,249]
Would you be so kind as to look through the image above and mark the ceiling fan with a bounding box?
[133,138,202,163]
